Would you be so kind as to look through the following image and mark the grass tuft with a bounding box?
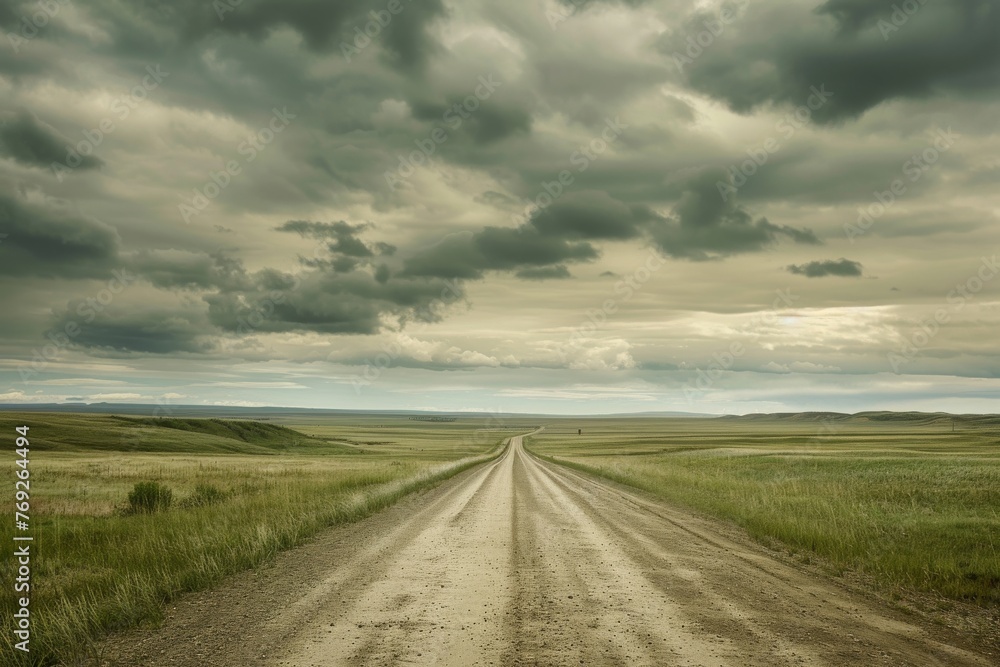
[126,482,173,514]
[179,483,228,508]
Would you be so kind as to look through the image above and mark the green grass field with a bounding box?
[0,413,518,666]
[527,413,1000,607]
[4,410,997,664]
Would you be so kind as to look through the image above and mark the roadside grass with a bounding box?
[527,417,1000,607]
[0,413,510,666]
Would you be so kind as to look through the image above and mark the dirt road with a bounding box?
[106,435,993,666]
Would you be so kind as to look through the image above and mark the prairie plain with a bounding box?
[0,412,521,665]
[528,413,1000,607]
[2,410,998,665]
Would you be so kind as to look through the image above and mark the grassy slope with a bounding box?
[528,416,1000,606]
[0,413,359,455]
[0,413,510,666]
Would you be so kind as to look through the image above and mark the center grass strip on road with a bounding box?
[0,439,512,667]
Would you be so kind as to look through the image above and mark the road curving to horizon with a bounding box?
[105,434,994,666]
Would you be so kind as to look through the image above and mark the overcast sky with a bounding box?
[1,0,998,415]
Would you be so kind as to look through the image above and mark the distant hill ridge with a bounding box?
[717,411,1000,426]
[0,413,358,454]
[110,416,312,445]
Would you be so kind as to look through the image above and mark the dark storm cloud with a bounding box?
[400,234,483,280]
[155,226,470,340]
[403,227,598,280]
[530,192,647,240]
[556,0,652,8]
[403,192,660,281]
[205,268,461,336]
[0,193,262,292]
[0,194,121,278]
[402,196,621,280]
[648,170,821,260]
[787,258,863,278]
[465,106,533,144]
[330,256,361,273]
[516,265,572,281]
[97,0,444,70]
[21,205,468,353]
[410,98,532,144]
[669,0,1000,121]
[46,263,464,356]
[52,305,215,355]
[0,45,57,80]
[127,250,251,291]
[0,112,103,172]
[0,2,19,26]
[276,220,379,258]
[405,180,818,279]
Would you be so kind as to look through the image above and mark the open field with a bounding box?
[527,414,1000,608]
[3,410,998,665]
[0,413,512,666]
[102,434,995,666]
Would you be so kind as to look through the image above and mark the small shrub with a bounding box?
[127,481,173,513]
[182,483,228,508]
